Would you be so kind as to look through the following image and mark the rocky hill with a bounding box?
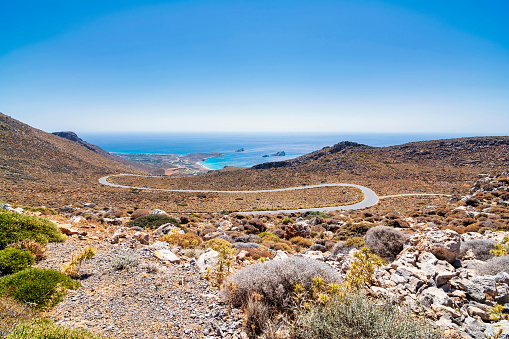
[0,113,146,204]
[52,131,154,173]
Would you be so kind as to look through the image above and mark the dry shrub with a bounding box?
[464,224,481,233]
[222,256,341,309]
[264,241,294,253]
[289,236,313,248]
[162,232,202,249]
[239,247,274,260]
[442,225,464,234]
[476,255,509,275]
[459,239,495,261]
[7,239,46,262]
[345,237,365,248]
[364,226,409,261]
[203,238,232,249]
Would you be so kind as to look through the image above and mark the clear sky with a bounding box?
[1,0,508,134]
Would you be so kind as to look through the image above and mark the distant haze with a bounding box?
[1,1,508,133]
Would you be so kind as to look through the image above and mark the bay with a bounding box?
[80,132,473,170]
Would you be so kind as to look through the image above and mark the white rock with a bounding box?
[273,250,289,261]
[197,249,219,273]
[150,209,168,216]
[154,250,180,263]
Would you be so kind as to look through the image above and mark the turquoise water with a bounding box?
[80,132,474,170]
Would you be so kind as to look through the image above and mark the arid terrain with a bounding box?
[1,114,509,339]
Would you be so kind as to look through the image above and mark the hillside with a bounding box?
[52,131,155,173]
[0,113,146,205]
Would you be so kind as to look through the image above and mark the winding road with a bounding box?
[99,174,450,215]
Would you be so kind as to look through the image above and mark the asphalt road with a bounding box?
[99,174,380,214]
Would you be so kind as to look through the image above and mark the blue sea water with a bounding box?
[80,132,475,170]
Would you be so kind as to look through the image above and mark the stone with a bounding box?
[463,317,487,339]
[420,287,454,307]
[484,320,509,339]
[301,251,324,261]
[495,272,509,285]
[409,228,461,263]
[273,250,289,261]
[391,267,412,284]
[153,223,185,237]
[84,203,96,208]
[134,232,150,245]
[391,251,418,268]
[197,249,219,273]
[467,305,491,321]
[110,227,128,244]
[154,250,180,263]
[147,241,170,251]
[150,209,168,216]
[457,279,487,303]
[495,284,509,305]
[470,276,497,297]
[58,225,80,235]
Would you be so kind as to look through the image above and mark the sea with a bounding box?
[80,132,478,170]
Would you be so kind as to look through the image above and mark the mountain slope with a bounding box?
[0,113,146,187]
[52,131,155,173]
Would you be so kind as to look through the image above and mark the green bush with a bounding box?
[0,248,35,274]
[0,210,65,250]
[282,218,293,225]
[6,319,111,339]
[294,291,440,339]
[0,268,80,310]
[126,214,183,230]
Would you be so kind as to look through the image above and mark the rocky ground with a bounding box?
[3,171,509,338]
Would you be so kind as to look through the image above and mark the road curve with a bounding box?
[99,174,379,214]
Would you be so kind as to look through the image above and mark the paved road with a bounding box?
[99,174,379,214]
[99,174,449,215]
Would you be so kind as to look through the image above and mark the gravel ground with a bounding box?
[38,241,244,339]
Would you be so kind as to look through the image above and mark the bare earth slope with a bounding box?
[0,113,146,205]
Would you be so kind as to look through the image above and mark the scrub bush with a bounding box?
[459,239,495,261]
[476,255,509,275]
[294,291,440,339]
[364,226,409,261]
[222,256,341,309]
[0,248,35,274]
[0,268,80,310]
[127,214,182,230]
[0,210,64,249]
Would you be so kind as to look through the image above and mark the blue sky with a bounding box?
[1,0,508,133]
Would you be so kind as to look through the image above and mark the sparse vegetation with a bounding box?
[294,290,440,339]
[111,254,139,270]
[7,239,46,262]
[127,214,182,230]
[60,247,96,278]
[0,296,37,337]
[459,239,495,261]
[5,319,112,339]
[222,256,341,308]
[476,255,509,275]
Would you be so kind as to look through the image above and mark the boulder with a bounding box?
[58,225,80,235]
[420,287,454,307]
[154,250,180,264]
[153,223,185,237]
[408,228,461,263]
[273,250,289,261]
[151,209,168,216]
[197,249,219,273]
[134,232,150,245]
